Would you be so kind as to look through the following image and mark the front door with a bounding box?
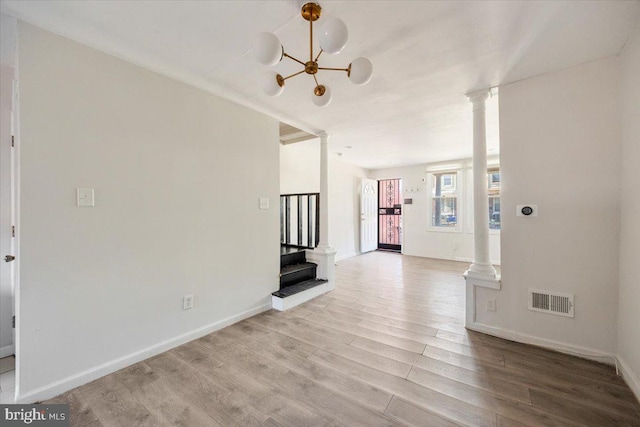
[378,178,402,251]
[360,178,378,253]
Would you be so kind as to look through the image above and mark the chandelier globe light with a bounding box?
[261,71,285,96]
[253,2,373,107]
[312,85,332,107]
[348,57,374,85]
[319,17,348,55]
[254,33,284,66]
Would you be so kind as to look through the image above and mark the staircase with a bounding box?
[272,246,328,311]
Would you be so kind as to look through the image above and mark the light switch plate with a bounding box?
[259,198,269,210]
[77,188,95,207]
[183,295,193,310]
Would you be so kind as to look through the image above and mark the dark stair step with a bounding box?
[280,246,307,268]
[280,262,317,288]
[272,279,328,298]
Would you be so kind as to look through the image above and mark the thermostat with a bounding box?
[516,205,538,217]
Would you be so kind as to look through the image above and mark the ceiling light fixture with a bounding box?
[254,2,373,107]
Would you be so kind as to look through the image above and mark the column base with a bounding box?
[464,270,501,290]
[306,247,337,291]
[467,262,497,277]
[314,243,335,254]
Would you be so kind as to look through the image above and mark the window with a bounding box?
[430,172,459,228]
[488,169,500,230]
[442,174,455,190]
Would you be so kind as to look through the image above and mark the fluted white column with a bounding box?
[307,131,336,292]
[464,89,501,329]
[464,89,500,328]
[316,131,332,251]
[466,90,497,278]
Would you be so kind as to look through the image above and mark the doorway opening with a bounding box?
[377,178,402,252]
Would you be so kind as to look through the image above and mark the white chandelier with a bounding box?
[253,2,373,107]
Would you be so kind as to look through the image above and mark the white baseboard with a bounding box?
[467,321,617,365]
[0,344,14,358]
[617,355,640,402]
[402,251,500,266]
[15,302,271,404]
[335,252,357,262]
[272,283,329,311]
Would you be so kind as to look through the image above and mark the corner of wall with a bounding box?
[618,355,640,403]
[616,18,640,403]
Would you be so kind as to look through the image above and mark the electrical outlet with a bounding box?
[183,295,194,310]
[486,299,496,312]
[76,188,95,207]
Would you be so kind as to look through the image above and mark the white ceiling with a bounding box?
[1,1,639,169]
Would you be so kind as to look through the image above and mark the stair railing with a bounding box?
[280,193,320,249]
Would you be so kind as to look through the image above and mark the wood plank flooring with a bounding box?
[45,251,640,426]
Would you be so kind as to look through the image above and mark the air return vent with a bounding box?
[528,289,574,318]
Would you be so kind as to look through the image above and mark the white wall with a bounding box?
[617,24,640,395]
[0,14,17,68]
[17,23,280,401]
[369,164,501,264]
[280,140,320,195]
[330,159,370,261]
[280,140,368,261]
[476,56,621,355]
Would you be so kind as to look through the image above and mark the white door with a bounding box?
[360,178,378,253]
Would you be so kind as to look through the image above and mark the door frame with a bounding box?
[0,65,16,361]
[0,62,20,402]
[377,178,402,252]
[360,178,378,253]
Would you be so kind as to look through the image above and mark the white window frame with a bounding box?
[427,169,463,233]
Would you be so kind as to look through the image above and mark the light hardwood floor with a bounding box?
[46,251,640,426]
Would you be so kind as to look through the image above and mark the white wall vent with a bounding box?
[528,289,574,318]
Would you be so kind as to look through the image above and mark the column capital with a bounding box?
[316,131,329,141]
[465,88,491,105]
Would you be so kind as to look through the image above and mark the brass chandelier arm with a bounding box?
[317,67,350,72]
[284,69,306,80]
[283,52,306,66]
[314,49,324,62]
[313,74,320,87]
